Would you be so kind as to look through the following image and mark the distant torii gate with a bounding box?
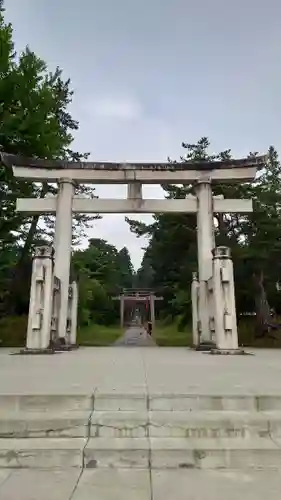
[113,289,163,328]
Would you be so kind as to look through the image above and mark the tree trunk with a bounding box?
[253,270,271,337]
[216,213,228,246]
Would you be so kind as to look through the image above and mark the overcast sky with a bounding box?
[5,0,281,268]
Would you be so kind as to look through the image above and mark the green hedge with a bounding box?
[0,316,27,347]
[154,323,192,346]
[77,324,122,346]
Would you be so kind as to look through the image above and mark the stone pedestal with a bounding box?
[207,277,216,343]
[51,276,61,344]
[67,281,78,346]
[212,246,239,351]
[26,246,54,351]
[191,272,200,346]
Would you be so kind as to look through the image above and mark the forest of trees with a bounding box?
[1,2,281,345]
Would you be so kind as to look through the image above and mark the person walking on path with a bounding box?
[147,321,152,336]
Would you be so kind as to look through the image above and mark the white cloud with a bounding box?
[71,97,177,268]
[88,96,142,121]
[83,184,164,269]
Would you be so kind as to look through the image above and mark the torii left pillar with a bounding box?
[54,179,75,342]
[150,294,156,326]
[195,178,215,344]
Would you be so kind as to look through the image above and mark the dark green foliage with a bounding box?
[0,315,27,347]
[0,3,97,314]
[0,4,134,328]
[72,239,134,326]
[129,139,281,337]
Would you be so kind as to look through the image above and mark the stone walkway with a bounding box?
[114,326,157,347]
[0,469,281,499]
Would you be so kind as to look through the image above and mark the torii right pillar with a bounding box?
[54,178,75,342]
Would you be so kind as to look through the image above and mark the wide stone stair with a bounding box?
[0,393,281,470]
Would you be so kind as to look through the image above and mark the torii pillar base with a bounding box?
[13,348,55,355]
[209,348,252,356]
[195,340,217,352]
[48,337,78,351]
[69,344,79,350]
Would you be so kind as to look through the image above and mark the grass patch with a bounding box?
[153,323,192,347]
[0,316,27,347]
[0,318,123,348]
[77,324,123,346]
[154,320,281,348]
[2,315,281,349]
[238,319,281,348]
[78,322,192,347]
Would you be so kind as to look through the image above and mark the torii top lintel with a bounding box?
[2,153,267,184]
[2,153,267,171]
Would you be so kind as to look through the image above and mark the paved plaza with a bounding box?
[1,345,281,395]
[0,345,281,498]
[0,469,280,500]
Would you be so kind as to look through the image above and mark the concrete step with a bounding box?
[148,411,273,439]
[0,436,280,470]
[94,394,147,411]
[90,410,281,439]
[93,393,281,412]
[148,394,281,411]
[0,411,91,438]
[150,437,281,469]
[2,393,281,412]
[84,437,149,469]
[0,394,93,412]
[0,438,86,468]
[91,411,148,438]
[1,409,281,440]
[83,437,281,470]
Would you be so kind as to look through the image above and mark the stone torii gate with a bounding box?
[2,153,266,352]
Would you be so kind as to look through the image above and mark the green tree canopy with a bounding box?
[0,1,98,313]
[72,239,134,326]
[129,138,281,336]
